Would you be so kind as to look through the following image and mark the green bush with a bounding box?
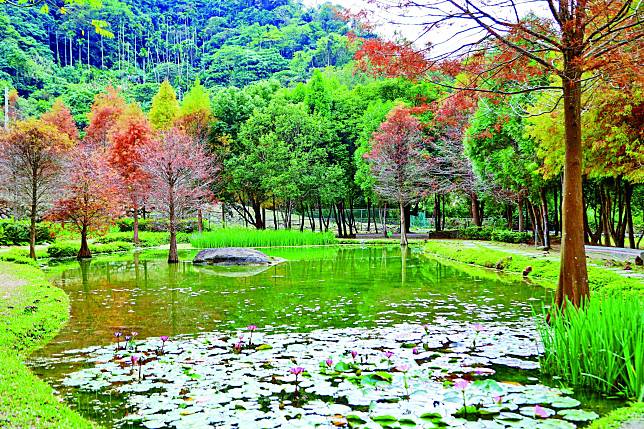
[0,248,39,266]
[0,221,56,245]
[490,229,532,244]
[47,241,134,258]
[537,295,644,401]
[456,227,531,244]
[190,228,338,248]
[94,231,190,247]
[115,217,201,233]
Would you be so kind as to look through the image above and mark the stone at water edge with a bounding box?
[193,247,274,265]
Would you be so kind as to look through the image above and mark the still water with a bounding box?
[28,246,620,428]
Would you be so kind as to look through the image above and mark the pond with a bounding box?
[29,246,621,428]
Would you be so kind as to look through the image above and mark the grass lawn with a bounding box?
[0,262,95,428]
[423,240,643,295]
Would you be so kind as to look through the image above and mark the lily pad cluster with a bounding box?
[31,320,600,428]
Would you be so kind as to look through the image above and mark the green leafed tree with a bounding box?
[149,79,179,131]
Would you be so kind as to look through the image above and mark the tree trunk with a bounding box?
[133,203,140,246]
[252,200,264,229]
[434,194,441,232]
[399,201,408,246]
[625,182,635,249]
[382,203,388,237]
[168,197,178,264]
[471,194,481,227]
[78,224,92,259]
[540,188,550,250]
[518,195,524,232]
[197,208,203,233]
[29,181,37,260]
[366,199,372,232]
[556,72,589,308]
[404,205,411,234]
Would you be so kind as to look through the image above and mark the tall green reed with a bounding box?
[190,228,338,248]
[537,294,644,400]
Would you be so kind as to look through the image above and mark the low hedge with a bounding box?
[457,227,532,244]
[0,220,56,245]
[115,217,202,233]
[94,231,190,247]
[0,248,40,266]
[47,241,134,258]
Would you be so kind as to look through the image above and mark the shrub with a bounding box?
[0,248,39,267]
[190,228,338,248]
[490,229,532,244]
[537,295,644,401]
[456,227,531,244]
[94,231,190,247]
[0,221,56,245]
[115,218,201,233]
[47,241,134,258]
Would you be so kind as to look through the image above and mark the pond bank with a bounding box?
[0,262,95,428]
[423,240,643,295]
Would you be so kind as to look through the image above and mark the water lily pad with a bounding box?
[558,409,599,422]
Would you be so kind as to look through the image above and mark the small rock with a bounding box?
[635,256,643,266]
[624,262,632,271]
[522,266,533,277]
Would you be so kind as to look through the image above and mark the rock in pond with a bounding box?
[193,248,274,265]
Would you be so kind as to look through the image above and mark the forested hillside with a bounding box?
[0,0,355,123]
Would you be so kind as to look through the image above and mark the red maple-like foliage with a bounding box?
[85,86,127,149]
[47,144,122,259]
[108,106,154,244]
[41,99,79,143]
[354,38,430,81]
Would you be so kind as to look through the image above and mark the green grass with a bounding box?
[46,240,135,259]
[424,240,643,294]
[537,295,644,401]
[589,402,644,428]
[190,228,338,248]
[0,262,95,428]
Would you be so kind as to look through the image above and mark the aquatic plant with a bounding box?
[159,336,169,354]
[233,342,243,354]
[325,359,333,368]
[537,294,644,400]
[384,350,394,366]
[350,350,357,361]
[412,348,419,355]
[289,367,305,393]
[114,332,122,350]
[396,364,411,397]
[247,325,257,345]
[453,378,470,416]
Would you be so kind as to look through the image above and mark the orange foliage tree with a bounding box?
[48,145,122,259]
[108,105,154,245]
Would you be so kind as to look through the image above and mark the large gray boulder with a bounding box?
[193,248,273,265]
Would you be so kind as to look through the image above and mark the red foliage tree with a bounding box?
[47,145,122,259]
[366,106,445,246]
[85,86,127,149]
[139,128,218,263]
[108,105,153,245]
[41,99,79,143]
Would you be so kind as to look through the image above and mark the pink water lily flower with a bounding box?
[247,325,257,332]
[412,348,419,355]
[131,331,139,337]
[160,336,169,343]
[325,359,333,368]
[473,323,485,332]
[384,351,394,359]
[453,378,470,390]
[289,367,305,376]
[350,350,358,359]
[396,364,410,373]
[130,355,138,365]
[493,395,503,404]
[534,405,549,418]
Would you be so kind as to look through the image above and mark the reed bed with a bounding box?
[537,294,644,401]
[190,228,337,248]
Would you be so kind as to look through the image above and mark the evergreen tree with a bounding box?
[149,80,179,130]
